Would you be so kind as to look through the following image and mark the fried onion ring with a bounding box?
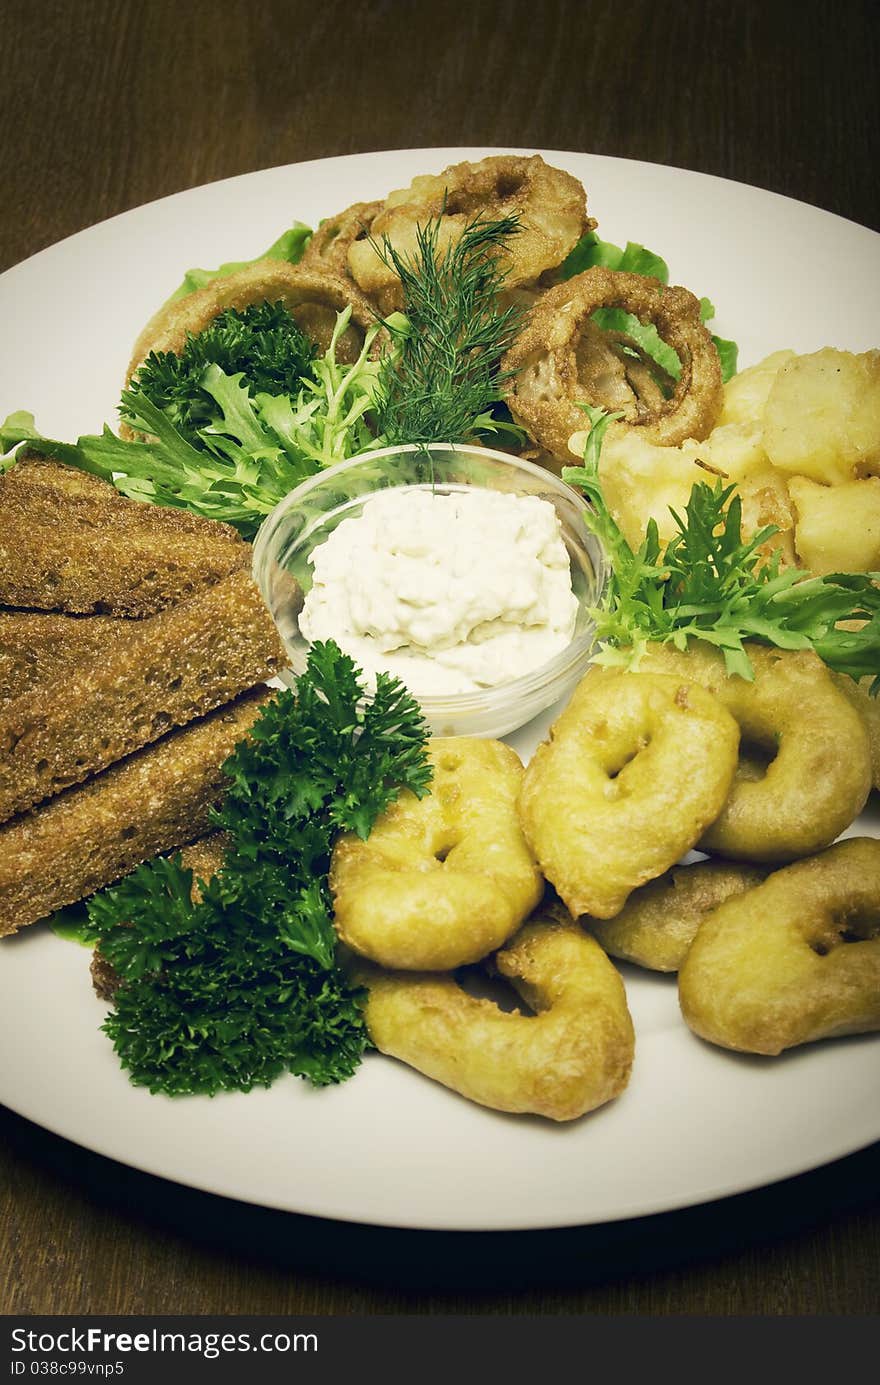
[585,860,766,972]
[355,906,634,1121]
[833,672,880,792]
[330,738,543,971]
[126,260,378,379]
[518,671,740,919]
[503,267,724,461]
[299,200,383,281]
[346,154,592,312]
[635,644,872,861]
[678,838,880,1055]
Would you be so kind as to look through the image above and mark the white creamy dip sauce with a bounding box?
[298,487,578,696]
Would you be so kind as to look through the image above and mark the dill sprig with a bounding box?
[563,406,880,691]
[372,215,525,445]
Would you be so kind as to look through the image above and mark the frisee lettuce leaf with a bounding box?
[0,308,383,538]
[563,406,880,691]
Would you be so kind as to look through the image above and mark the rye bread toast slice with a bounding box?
[0,686,271,937]
[0,566,287,822]
[0,610,126,706]
[0,455,248,616]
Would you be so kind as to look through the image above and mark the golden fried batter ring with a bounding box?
[127,260,378,378]
[585,860,766,972]
[347,154,592,312]
[299,200,383,280]
[518,671,740,919]
[679,838,880,1055]
[330,738,543,971]
[503,267,724,461]
[833,672,880,793]
[356,907,634,1121]
[636,644,872,861]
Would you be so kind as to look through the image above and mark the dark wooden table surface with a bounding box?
[2,0,878,1317]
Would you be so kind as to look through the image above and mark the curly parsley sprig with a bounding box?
[1,309,383,539]
[123,300,317,447]
[87,642,432,1097]
[563,406,880,691]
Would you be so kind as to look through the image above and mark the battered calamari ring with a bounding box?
[678,838,880,1055]
[299,200,383,281]
[330,738,543,971]
[833,672,880,792]
[518,671,740,919]
[346,154,592,312]
[126,260,379,379]
[635,644,872,861]
[356,906,634,1121]
[585,860,766,973]
[502,267,724,462]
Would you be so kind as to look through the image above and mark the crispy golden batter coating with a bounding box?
[518,670,740,919]
[832,673,880,793]
[585,860,766,972]
[356,905,634,1121]
[0,568,287,823]
[503,267,723,462]
[678,838,880,1055]
[347,154,591,313]
[330,738,543,970]
[127,259,378,376]
[0,456,248,616]
[299,200,383,281]
[635,644,872,860]
[0,688,272,937]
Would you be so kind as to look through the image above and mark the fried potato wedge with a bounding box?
[763,348,880,485]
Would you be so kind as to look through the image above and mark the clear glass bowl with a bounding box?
[252,443,607,738]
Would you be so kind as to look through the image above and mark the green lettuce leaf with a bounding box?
[165,222,313,304]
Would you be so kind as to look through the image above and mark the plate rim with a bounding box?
[1,145,878,1232]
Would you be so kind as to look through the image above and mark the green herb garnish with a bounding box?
[164,223,312,304]
[373,215,525,445]
[563,406,880,690]
[1,309,382,538]
[47,901,100,947]
[87,641,432,1096]
[124,301,317,447]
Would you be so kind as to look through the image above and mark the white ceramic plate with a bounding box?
[1,149,878,1232]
